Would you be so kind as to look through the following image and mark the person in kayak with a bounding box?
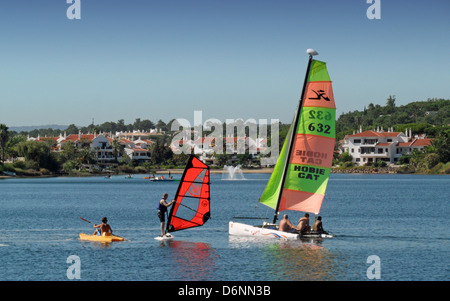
[279,214,296,232]
[93,217,113,236]
[157,193,176,237]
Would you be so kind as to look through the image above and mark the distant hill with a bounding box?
[336,97,450,140]
[9,125,69,133]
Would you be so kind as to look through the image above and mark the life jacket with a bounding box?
[157,199,167,213]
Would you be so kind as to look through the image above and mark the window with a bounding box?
[354,139,361,144]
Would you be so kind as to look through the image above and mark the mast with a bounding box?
[272,49,318,224]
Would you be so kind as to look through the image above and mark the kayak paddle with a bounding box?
[79,217,93,224]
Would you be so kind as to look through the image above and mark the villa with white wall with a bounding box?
[340,127,433,166]
[28,131,152,163]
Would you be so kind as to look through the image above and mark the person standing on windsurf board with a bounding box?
[157,193,175,237]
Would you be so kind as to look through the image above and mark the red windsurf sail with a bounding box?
[167,155,210,233]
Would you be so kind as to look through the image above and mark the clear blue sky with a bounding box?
[1,0,449,127]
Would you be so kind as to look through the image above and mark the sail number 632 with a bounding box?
[307,109,331,134]
[308,123,331,134]
[308,110,331,121]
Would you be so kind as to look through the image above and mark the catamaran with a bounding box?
[155,155,211,240]
[229,49,335,240]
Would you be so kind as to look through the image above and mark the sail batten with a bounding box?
[167,155,210,233]
[260,58,335,216]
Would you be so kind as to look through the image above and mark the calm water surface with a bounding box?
[0,173,448,281]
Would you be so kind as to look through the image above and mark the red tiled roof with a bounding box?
[194,137,216,144]
[346,130,401,138]
[36,137,59,142]
[64,134,95,142]
[411,138,432,147]
[398,142,411,147]
[119,138,133,144]
[129,148,149,152]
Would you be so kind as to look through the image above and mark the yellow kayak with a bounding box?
[79,233,125,243]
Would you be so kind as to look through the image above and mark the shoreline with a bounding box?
[158,168,275,174]
[2,167,447,179]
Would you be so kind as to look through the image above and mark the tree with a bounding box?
[430,129,450,163]
[423,153,440,169]
[78,148,96,165]
[171,153,190,167]
[0,124,9,164]
[61,141,78,162]
[15,141,60,171]
[65,124,79,135]
[5,135,26,161]
[156,120,167,132]
[237,154,252,165]
[117,119,127,132]
[151,135,173,164]
[410,149,425,168]
[215,153,232,166]
[111,137,124,162]
[339,152,353,163]
[386,95,396,108]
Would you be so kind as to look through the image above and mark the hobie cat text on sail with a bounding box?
[294,150,328,165]
[293,165,326,180]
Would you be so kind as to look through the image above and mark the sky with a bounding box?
[1,0,449,128]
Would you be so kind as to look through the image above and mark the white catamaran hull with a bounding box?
[229,221,300,240]
[229,221,334,240]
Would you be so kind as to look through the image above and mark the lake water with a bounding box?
[0,173,448,282]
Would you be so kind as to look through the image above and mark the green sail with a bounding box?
[307,60,330,82]
[259,124,291,209]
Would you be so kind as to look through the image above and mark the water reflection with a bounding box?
[163,240,218,281]
[229,236,345,281]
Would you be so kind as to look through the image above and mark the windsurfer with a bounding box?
[296,213,311,233]
[157,193,176,237]
[279,214,296,233]
[93,217,113,236]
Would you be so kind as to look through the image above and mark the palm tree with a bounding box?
[0,124,9,164]
[78,148,96,165]
[111,137,124,162]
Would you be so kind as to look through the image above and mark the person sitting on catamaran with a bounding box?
[93,217,113,236]
[296,213,311,233]
[157,193,175,237]
[279,214,296,233]
[312,216,328,234]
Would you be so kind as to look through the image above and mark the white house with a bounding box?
[124,148,151,162]
[57,132,115,163]
[340,127,433,165]
[28,131,153,163]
